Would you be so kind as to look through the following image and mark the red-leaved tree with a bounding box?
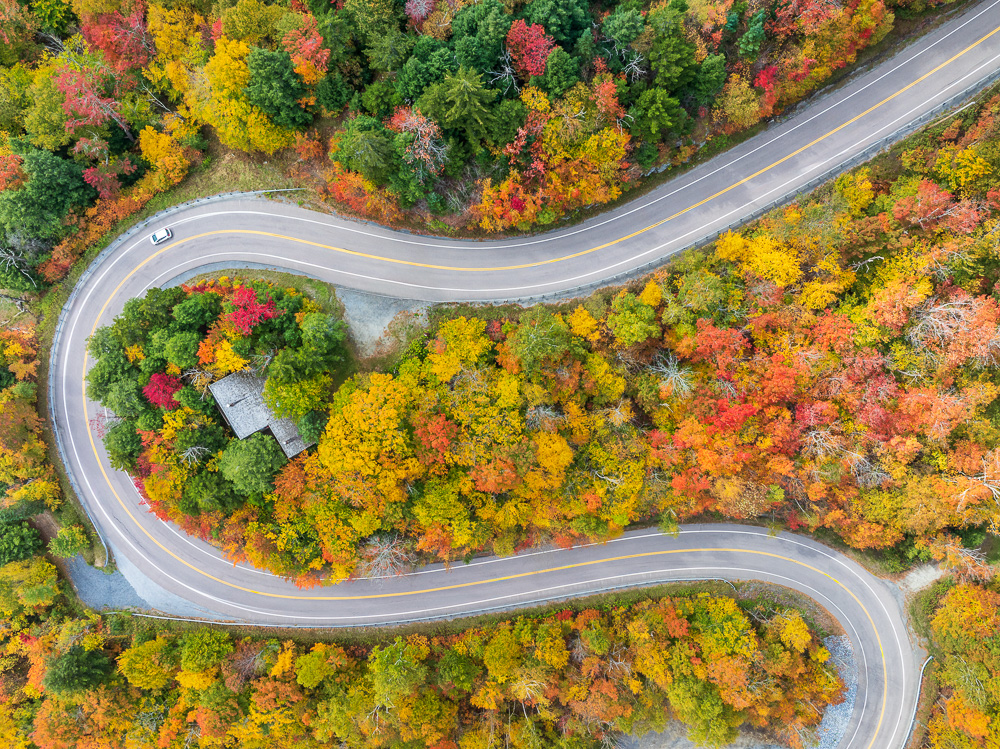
[281,13,330,85]
[506,20,555,78]
[225,287,279,335]
[143,373,183,410]
[0,153,25,191]
[54,66,134,141]
[892,180,954,229]
[386,107,447,178]
[82,158,137,200]
[81,1,153,75]
[405,0,433,25]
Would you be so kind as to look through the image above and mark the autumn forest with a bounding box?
[60,64,1000,749]
[1,0,999,746]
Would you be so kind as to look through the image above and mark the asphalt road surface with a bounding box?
[51,2,1000,746]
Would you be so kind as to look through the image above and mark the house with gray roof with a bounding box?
[208,371,312,458]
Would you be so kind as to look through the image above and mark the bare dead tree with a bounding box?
[224,640,266,691]
[89,407,121,439]
[950,657,989,705]
[488,48,520,96]
[601,399,634,429]
[606,643,632,678]
[182,367,213,395]
[846,452,889,489]
[782,475,811,515]
[647,352,694,398]
[181,445,211,466]
[849,255,884,273]
[614,347,645,372]
[137,78,174,114]
[802,427,845,460]
[356,534,415,579]
[0,246,37,289]
[452,367,484,389]
[181,723,201,749]
[946,544,994,581]
[594,469,623,487]
[602,28,632,61]
[510,672,546,705]
[643,471,677,513]
[392,107,450,179]
[0,292,29,322]
[133,705,166,733]
[365,704,386,735]
[951,449,1000,515]
[526,404,564,431]
[623,51,647,82]
[715,377,739,399]
[249,350,274,376]
[37,31,64,53]
[973,330,1000,368]
[908,297,979,349]
[599,730,632,749]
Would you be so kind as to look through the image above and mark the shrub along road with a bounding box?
[50,2,1000,746]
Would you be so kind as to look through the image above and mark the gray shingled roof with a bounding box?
[208,371,314,458]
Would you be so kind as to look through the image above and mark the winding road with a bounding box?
[48,1,1000,746]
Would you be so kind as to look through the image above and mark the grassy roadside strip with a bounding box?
[905,578,956,749]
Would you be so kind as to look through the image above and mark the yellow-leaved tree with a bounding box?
[716,231,802,287]
[198,37,294,154]
[137,126,190,192]
[317,373,423,523]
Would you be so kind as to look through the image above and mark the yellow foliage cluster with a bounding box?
[196,36,294,154]
[716,230,802,287]
[146,4,206,97]
[713,74,762,132]
[210,339,249,377]
[521,86,550,113]
[935,144,993,194]
[835,168,875,216]
[138,126,191,192]
[567,306,601,344]
[425,316,492,382]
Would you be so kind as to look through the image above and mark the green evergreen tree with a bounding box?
[0,146,92,240]
[451,0,512,74]
[522,0,590,46]
[0,520,42,565]
[43,645,112,696]
[245,48,312,130]
[631,88,686,142]
[332,116,398,184]
[533,48,579,98]
[646,0,697,94]
[418,67,496,146]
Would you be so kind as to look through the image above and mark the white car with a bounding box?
[150,228,173,245]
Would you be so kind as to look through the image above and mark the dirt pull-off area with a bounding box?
[896,564,948,597]
[335,288,430,359]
